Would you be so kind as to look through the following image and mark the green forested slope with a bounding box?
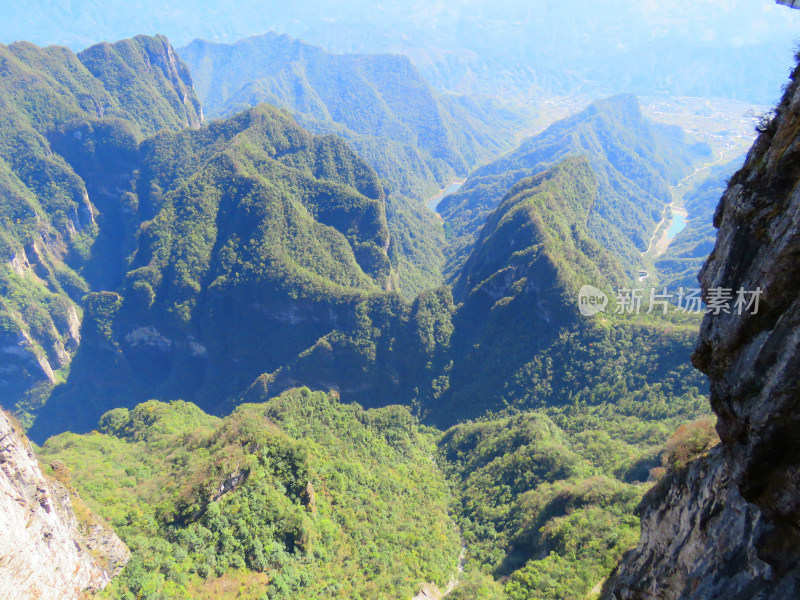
[39,389,460,600]
[35,384,711,600]
[425,157,706,424]
[439,398,712,600]
[240,158,706,431]
[29,104,397,440]
[451,157,627,301]
[178,33,532,295]
[438,94,711,279]
[76,35,202,135]
[0,35,201,423]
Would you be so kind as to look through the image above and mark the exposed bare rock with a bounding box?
[64,304,82,351]
[602,58,800,600]
[124,325,173,352]
[8,250,31,278]
[0,327,57,385]
[0,412,129,600]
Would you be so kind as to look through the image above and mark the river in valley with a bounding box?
[426,181,465,212]
[666,211,688,241]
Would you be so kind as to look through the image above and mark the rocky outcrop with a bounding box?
[78,34,203,132]
[601,59,800,599]
[0,411,129,600]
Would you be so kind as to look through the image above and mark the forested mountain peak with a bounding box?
[28,100,397,440]
[177,31,538,296]
[0,34,202,422]
[36,389,460,599]
[452,156,627,303]
[77,34,203,133]
[439,94,711,279]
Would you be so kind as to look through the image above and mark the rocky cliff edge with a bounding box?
[0,411,129,600]
[601,56,800,600]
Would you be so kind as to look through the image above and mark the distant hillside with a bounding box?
[429,157,705,423]
[179,33,520,173]
[655,158,743,289]
[438,94,711,279]
[451,157,627,302]
[178,33,533,295]
[435,158,626,418]
[250,158,707,426]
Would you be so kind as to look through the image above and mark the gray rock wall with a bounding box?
[602,56,800,600]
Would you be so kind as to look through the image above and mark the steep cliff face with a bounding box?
[0,35,203,423]
[0,411,129,599]
[78,34,203,133]
[601,59,800,600]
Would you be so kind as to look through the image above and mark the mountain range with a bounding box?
[0,26,778,600]
[438,94,711,279]
[2,1,798,104]
[178,32,534,296]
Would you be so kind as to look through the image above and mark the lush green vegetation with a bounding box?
[36,386,710,600]
[78,35,202,136]
[451,157,627,302]
[39,389,460,600]
[438,94,711,280]
[422,157,707,424]
[246,285,456,411]
[28,103,405,440]
[439,396,711,600]
[0,35,203,421]
[178,33,535,296]
[33,375,713,600]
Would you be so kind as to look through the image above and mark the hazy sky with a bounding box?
[2,0,796,48]
[1,0,798,102]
